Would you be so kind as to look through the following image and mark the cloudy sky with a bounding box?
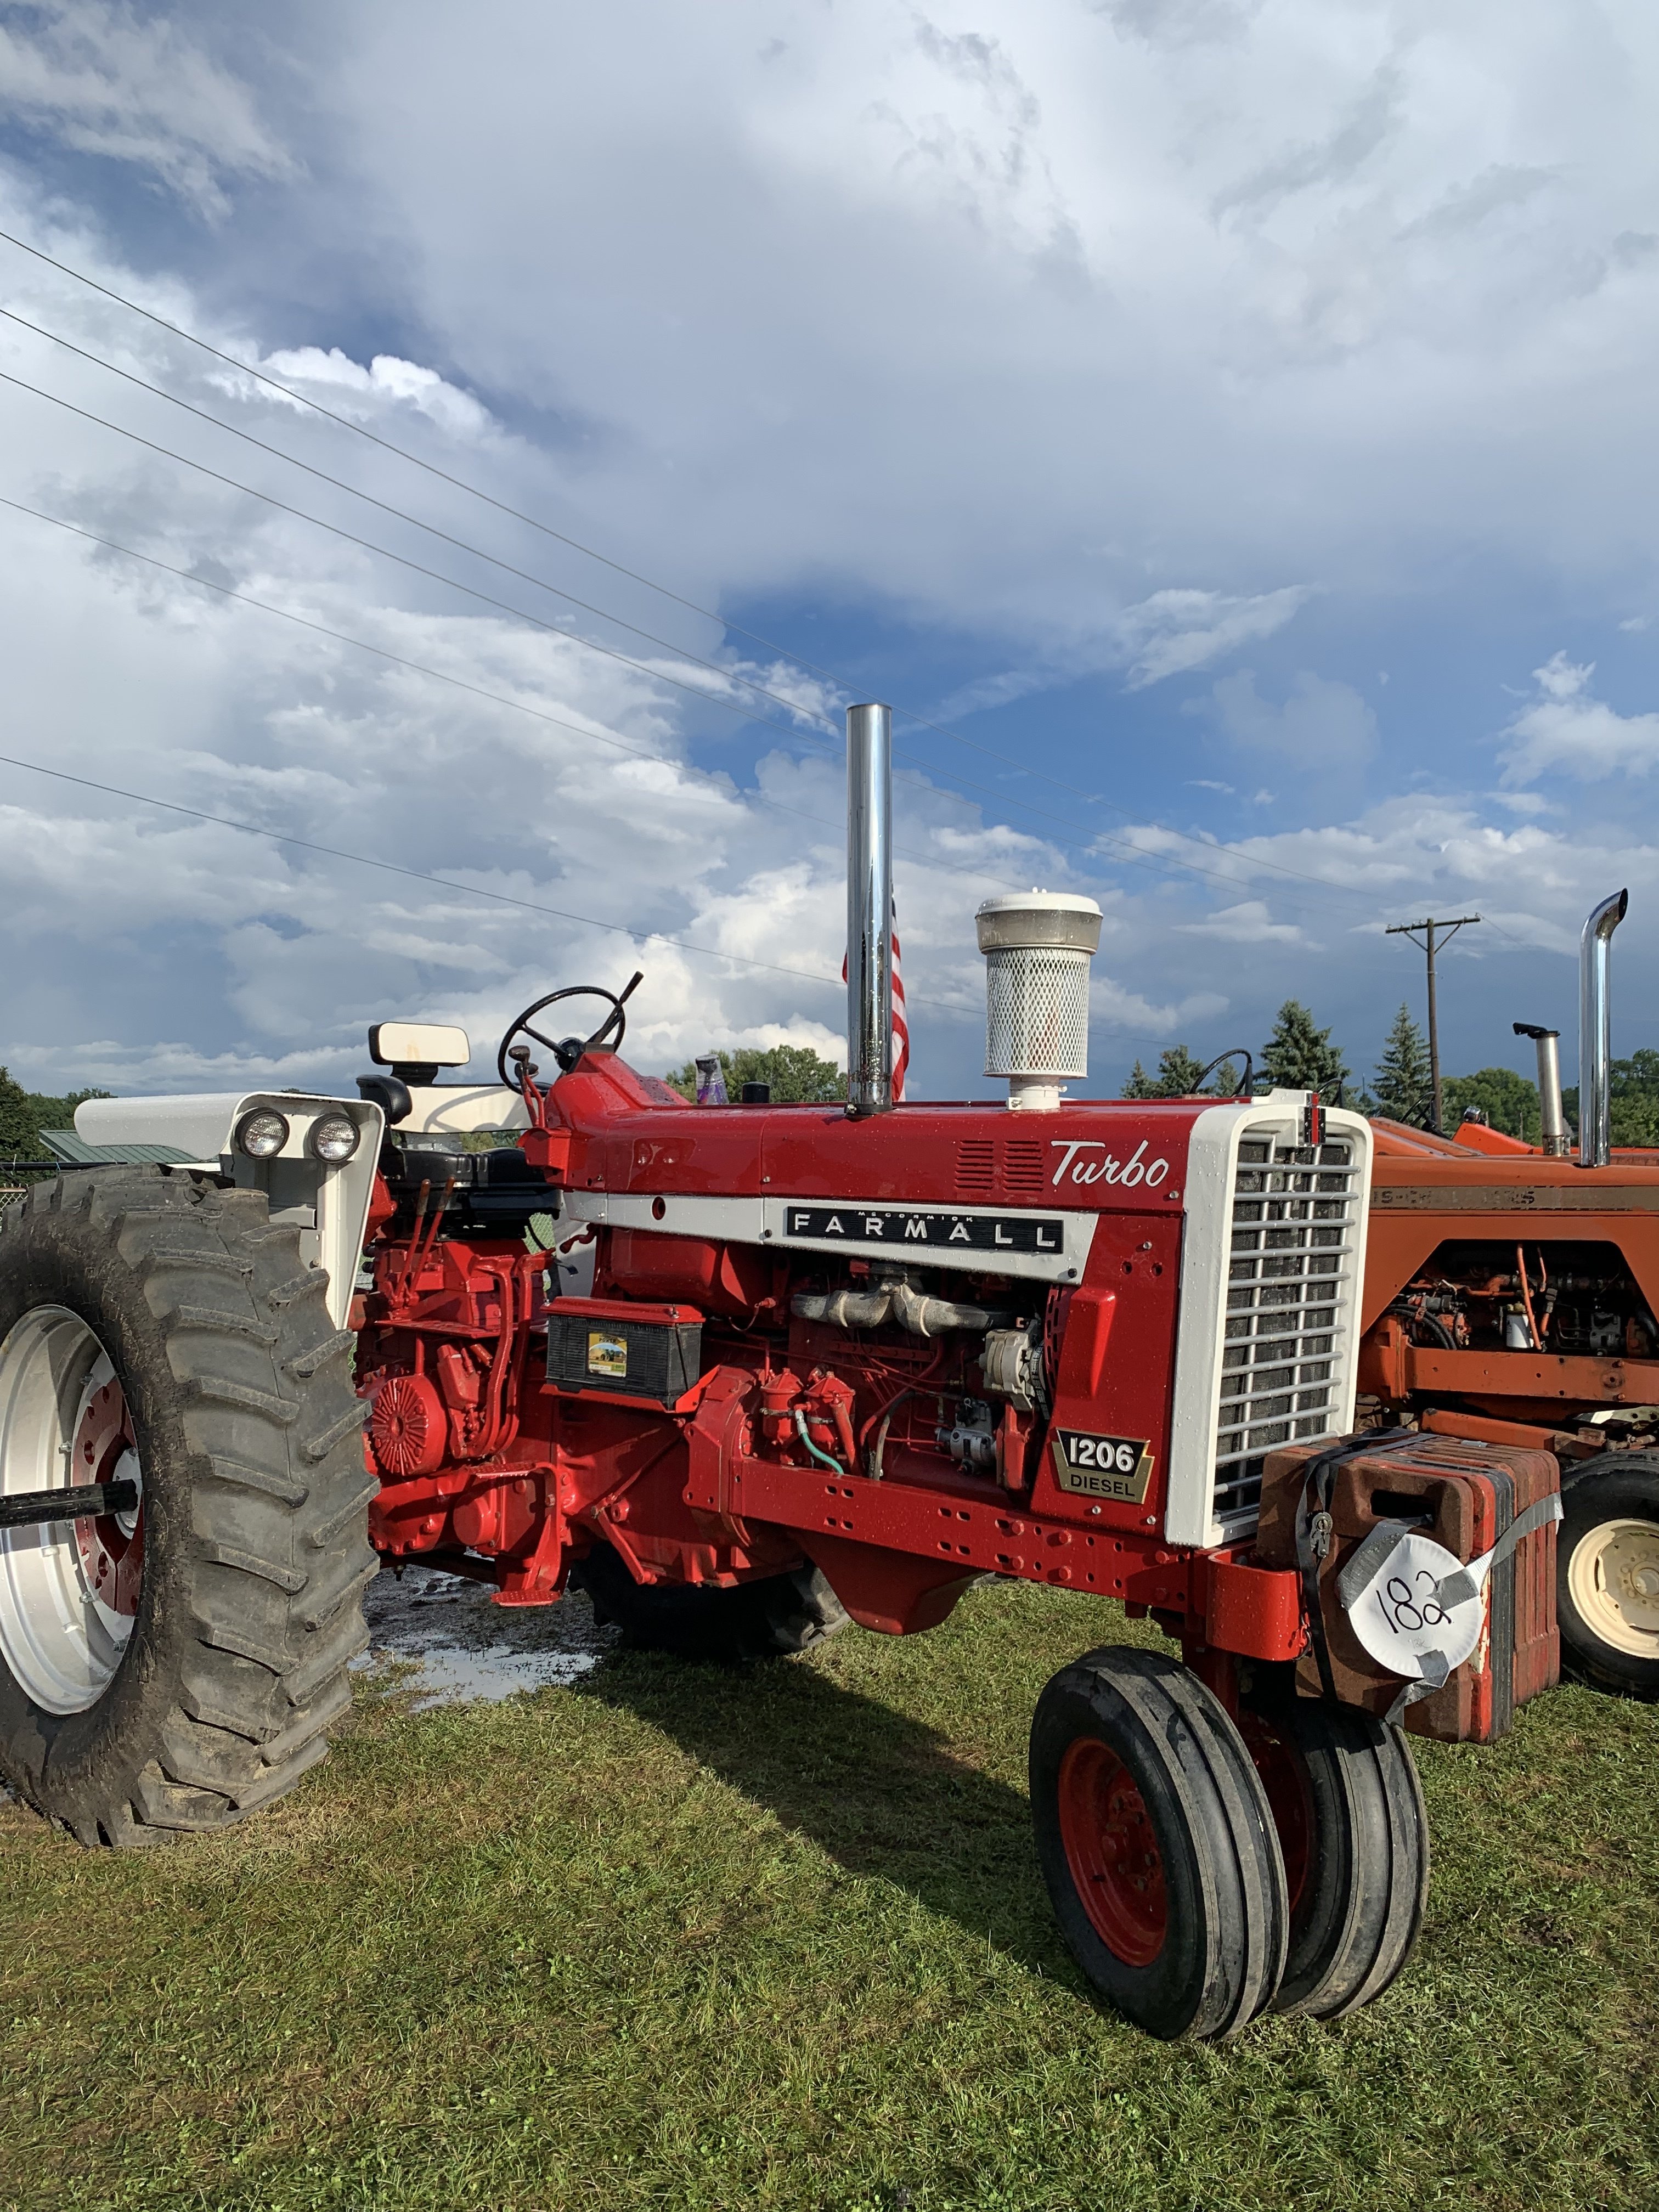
[0,0,1655,1104]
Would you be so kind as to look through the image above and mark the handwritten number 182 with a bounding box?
[1377,1570,1451,1637]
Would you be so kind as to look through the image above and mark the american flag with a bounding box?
[844,904,909,1102]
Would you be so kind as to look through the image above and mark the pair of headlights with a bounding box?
[234,1108,361,1164]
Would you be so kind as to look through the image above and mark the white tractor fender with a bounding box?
[74,1092,385,1329]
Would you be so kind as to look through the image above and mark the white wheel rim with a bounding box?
[1567,1515,1659,1661]
[0,1306,144,1713]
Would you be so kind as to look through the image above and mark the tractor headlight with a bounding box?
[309,1113,360,1165]
[236,1108,290,1159]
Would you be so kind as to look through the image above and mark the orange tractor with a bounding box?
[1358,891,1659,1700]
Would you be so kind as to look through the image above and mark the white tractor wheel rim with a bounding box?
[0,1306,143,1713]
[1567,1514,1659,1661]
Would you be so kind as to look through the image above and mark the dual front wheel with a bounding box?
[1031,1647,1427,2040]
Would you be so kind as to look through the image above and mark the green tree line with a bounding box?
[1124,1006,1659,1147]
[0,1068,111,1171]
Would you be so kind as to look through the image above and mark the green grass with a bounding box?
[3,1582,1657,2212]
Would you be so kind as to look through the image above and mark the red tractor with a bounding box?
[0,708,1555,2039]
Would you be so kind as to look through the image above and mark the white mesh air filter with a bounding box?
[984,949,1092,1077]
[975,891,1103,1083]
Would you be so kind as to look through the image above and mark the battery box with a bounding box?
[545,1296,703,1407]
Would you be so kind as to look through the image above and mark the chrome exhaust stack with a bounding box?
[1513,1023,1568,1156]
[1578,889,1628,1168]
[846,703,895,1117]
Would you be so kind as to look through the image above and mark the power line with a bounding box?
[0,493,1026,1020]
[0,740,1188,1054]
[0,302,850,735]
[0,363,850,747]
[0,229,1381,906]
[0,358,1182,896]
[0,362,1347,919]
[0,748,842,989]
[0,471,1034,913]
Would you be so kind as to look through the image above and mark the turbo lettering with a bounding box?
[1050,1138,1171,1192]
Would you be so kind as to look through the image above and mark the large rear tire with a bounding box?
[1558,1452,1659,1700]
[0,1170,375,1843]
[1240,1692,1429,2018]
[1029,1646,1288,2040]
[575,1540,849,1661]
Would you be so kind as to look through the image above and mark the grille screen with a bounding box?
[1214,1132,1360,1528]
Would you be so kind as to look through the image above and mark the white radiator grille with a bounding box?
[1212,1132,1362,1528]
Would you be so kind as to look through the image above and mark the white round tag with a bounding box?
[1345,1530,1486,1680]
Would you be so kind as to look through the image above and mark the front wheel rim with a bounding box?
[1056,1735,1168,1967]
[0,1306,144,1713]
[1568,1515,1659,1660]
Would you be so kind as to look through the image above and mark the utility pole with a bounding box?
[1386,915,1481,1135]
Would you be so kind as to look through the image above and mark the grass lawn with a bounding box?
[2,1578,1656,2212]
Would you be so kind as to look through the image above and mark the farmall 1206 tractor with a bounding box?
[0,708,1564,2040]
[1359,889,1659,1704]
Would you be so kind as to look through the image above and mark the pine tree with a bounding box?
[1121,1045,1221,1098]
[1261,1001,1349,1096]
[1372,1003,1434,1127]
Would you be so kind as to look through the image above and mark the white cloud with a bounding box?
[257,349,493,444]
[1119,588,1313,690]
[1499,653,1659,783]
[1206,669,1378,766]
[0,1,292,216]
[2,8,1658,1102]
[1177,899,1306,945]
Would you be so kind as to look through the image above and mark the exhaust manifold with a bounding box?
[792,1268,1009,1339]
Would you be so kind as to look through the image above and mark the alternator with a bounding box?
[981,1323,1045,1413]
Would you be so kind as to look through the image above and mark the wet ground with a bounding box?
[355,1564,618,1707]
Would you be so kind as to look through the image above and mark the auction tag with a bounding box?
[1345,1530,1486,1679]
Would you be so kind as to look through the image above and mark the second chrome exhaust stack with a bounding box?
[1578,888,1628,1169]
[1513,1023,1568,1156]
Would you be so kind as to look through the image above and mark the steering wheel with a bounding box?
[496,972,642,1088]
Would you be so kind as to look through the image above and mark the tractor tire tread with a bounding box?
[0,1167,376,1846]
[1031,1645,1288,2042]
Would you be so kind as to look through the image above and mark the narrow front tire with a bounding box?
[1030,1646,1288,2041]
[1240,1692,1429,2018]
